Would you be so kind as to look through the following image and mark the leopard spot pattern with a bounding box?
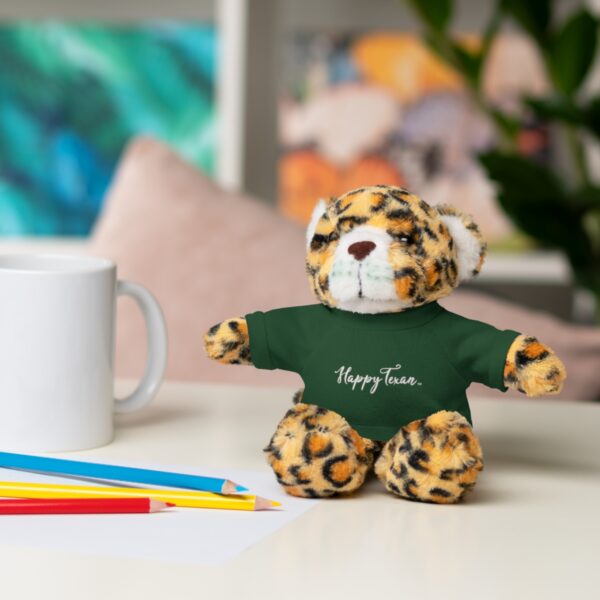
[504,334,566,396]
[203,317,252,365]
[374,410,483,504]
[263,402,379,498]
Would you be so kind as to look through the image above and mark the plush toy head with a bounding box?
[305,185,486,314]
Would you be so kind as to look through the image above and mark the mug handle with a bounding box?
[114,280,168,414]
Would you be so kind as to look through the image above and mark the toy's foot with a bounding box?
[375,411,483,504]
[264,403,377,498]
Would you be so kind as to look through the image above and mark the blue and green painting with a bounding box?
[0,21,217,236]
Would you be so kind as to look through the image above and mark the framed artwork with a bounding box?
[0,21,217,236]
[279,32,550,249]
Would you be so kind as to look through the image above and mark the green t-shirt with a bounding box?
[246,303,519,441]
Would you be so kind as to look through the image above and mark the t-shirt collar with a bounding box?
[327,301,442,330]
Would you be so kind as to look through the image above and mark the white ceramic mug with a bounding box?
[0,254,167,452]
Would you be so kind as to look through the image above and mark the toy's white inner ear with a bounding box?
[439,214,483,282]
[306,199,327,249]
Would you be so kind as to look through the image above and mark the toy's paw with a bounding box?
[203,317,252,365]
[264,402,378,498]
[504,335,566,397]
[375,411,483,504]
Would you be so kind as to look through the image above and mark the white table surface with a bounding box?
[1,380,598,600]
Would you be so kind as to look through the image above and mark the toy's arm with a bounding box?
[503,334,566,396]
[204,317,253,365]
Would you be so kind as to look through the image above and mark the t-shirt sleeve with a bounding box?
[437,311,520,391]
[245,306,317,373]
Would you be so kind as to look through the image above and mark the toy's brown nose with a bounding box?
[348,241,376,261]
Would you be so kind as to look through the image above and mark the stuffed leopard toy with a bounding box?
[204,185,566,504]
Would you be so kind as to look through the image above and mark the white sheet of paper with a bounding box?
[0,462,319,565]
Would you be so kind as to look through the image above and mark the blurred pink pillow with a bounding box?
[91,137,600,401]
[91,137,311,388]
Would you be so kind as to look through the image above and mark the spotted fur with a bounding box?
[305,185,485,309]
[263,403,379,498]
[203,317,252,365]
[504,334,566,396]
[375,411,483,504]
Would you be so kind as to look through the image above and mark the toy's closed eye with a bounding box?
[310,234,329,251]
[310,231,339,250]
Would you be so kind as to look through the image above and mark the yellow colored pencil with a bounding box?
[0,481,280,511]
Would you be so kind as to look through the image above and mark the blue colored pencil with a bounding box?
[0,452,248,495]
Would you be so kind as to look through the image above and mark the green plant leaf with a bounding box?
[548,9,598,94]
[450,40,481,85]
[526,95,600,141]
[583,97,600,139]
[501,0,551,42]
[406,0,452,33]
[489,108,521,138]
[482,4,501,58]
[478,151,594,267]
[479,151,564,200]
[451,4,501,91]
[422,30,447,58]
[573,186,600,212]
[582,209,600,256]
[525,97,583,124]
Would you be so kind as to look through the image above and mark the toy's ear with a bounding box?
[306,198,329,249]
[436,205,487,282]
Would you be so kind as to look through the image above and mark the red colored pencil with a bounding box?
[0,497,174,515]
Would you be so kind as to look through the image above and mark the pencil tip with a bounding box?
[254,496,281,511]
[149,500,174,512]
[222,480,248,494]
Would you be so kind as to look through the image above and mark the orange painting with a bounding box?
[281,151,405,223]
[278,32,549,247]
